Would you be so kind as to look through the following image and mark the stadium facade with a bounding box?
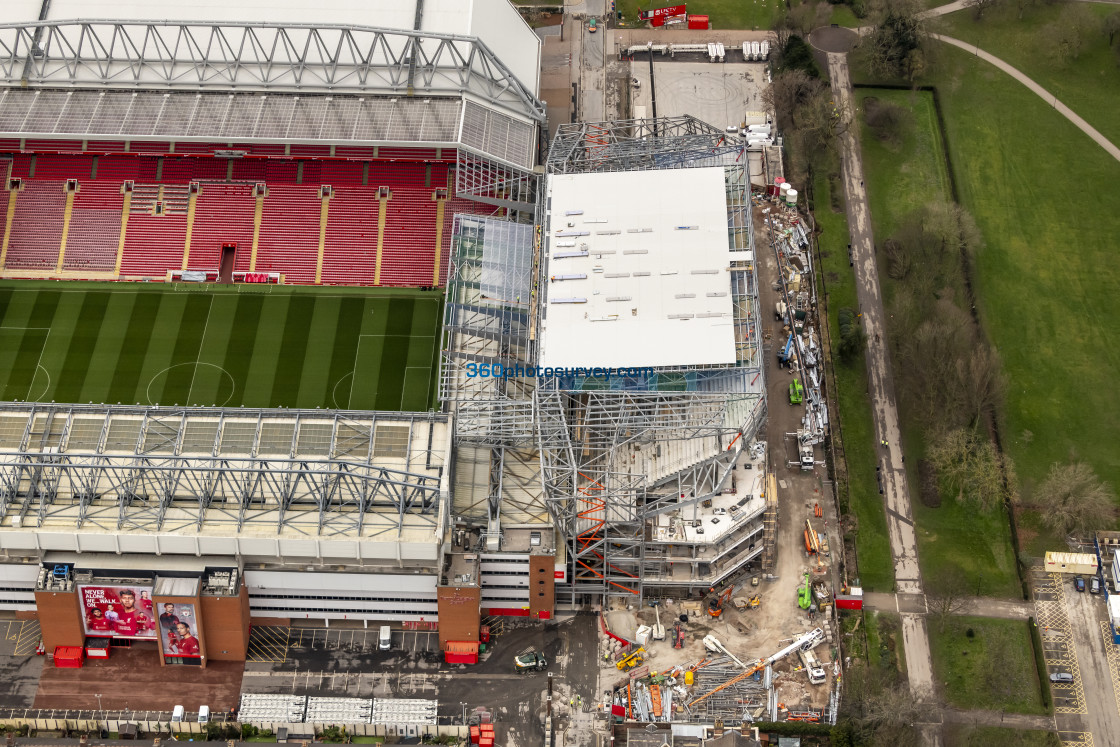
[0,0,771,667]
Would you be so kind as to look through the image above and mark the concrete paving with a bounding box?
[1057,579,1119,747]
[864,591,1034,620]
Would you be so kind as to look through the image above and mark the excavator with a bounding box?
[707,586,735,618]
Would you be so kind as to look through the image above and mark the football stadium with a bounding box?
[0,0,769,673]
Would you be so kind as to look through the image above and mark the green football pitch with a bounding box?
[0,282,442,411]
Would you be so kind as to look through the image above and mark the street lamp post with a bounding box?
[460,702,467,725]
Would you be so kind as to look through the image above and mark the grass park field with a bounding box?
[928,617,1047,715]
[614,0,783,30]
[855,86,1022,596]
[913,43,1120,523]
[0,282,441,412]
[934,3,1120,147]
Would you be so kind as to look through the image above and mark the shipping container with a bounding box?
[1045,551,1098,576]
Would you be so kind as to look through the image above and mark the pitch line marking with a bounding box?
[184,296,216,406]
[146,362,236,407]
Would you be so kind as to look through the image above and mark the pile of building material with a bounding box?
[237,694,308,723]
[305,697,373,724]
[369,698,438,726]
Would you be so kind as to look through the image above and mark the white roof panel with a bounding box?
[40,0,417,28]
[539,168,737,370]
[22,0,541,95]
[0,0,43,24]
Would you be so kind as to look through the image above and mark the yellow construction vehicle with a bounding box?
[616,647,646,671]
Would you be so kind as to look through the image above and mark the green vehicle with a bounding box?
[514,651,548,674]
[789,379,804,405]
[798,573,812,610]
[588,17,598,32]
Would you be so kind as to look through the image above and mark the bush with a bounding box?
[780,35,821,79]
[864,97,911,150]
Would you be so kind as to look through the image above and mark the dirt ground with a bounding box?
[594,201,842,714]
[34,643,244,712]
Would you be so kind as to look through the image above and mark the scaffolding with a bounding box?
[441,119,768,605]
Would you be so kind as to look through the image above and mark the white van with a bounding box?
[198,705,210,724]
[171,705,184,723]
[379,625,392,650]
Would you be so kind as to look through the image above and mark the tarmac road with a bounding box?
[826,51,935,705]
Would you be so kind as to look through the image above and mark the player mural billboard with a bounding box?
[156,601,203,659]
[78,584,157,639]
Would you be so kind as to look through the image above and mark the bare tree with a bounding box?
[1105,11,1120,46]
[965,0,1005,19]
[1043,4,1102,64]
[926,427,1007,511]
[786,1,831,37]
[926,570,969,630]
[956,342,1007,428]
[762,69,825,131]
[863,0,928,80]
[842,665,922,746]
[1031,462,1116,537]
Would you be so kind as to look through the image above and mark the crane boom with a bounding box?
[688,628,824,708]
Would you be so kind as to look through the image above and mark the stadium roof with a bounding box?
[538,167,738,370]
[0,0,539,93]
[0,404,451,547]
[0,1,543,134]
[0,89,536,169]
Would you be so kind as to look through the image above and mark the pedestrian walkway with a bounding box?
[930,34,1120,164]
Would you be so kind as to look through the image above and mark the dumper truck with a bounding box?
[514,651,547,674]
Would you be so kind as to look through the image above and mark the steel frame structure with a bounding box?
[442,126,768,605]
[546,115,744,175]
[0,404,449,538]
[0,20,544,122]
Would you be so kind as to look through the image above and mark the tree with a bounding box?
[864,0,928,80]
[1043,4,1101,64]
[763,69,825,132]
[841,665,923,746]
[926,427,1007,511]
[965,0,1005,19]
[837,307,867,363]
[778,34,822,78]
[1031,462,1116,537]
[1105,11,1120,46]
[787,1,832,37]
[864,97,911,149]
[926,570,969,630]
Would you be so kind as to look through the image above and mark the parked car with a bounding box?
[1091,576,1101,594]
[1050,672,1074,683]
[1074,577,1086,592]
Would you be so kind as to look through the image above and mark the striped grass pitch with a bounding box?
[0,281,441,412]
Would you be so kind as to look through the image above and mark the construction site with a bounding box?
[536,121,860,739]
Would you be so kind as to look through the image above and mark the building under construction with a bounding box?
[443,116,773,608]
